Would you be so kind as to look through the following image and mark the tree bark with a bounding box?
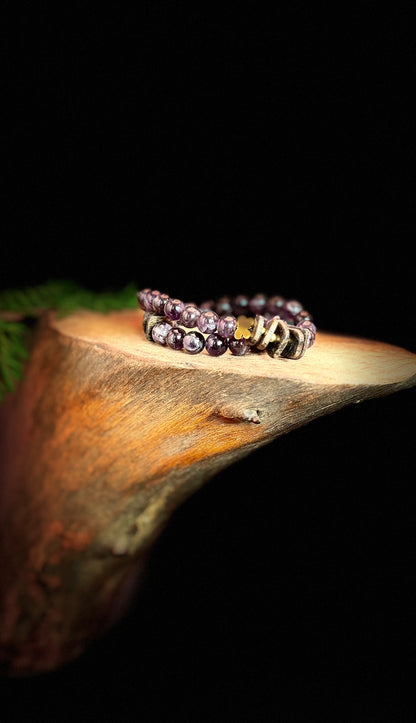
[0,308,415,676]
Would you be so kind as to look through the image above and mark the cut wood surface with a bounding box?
[0,308,415,676]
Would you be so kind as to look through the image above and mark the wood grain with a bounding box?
[0,308,415,675]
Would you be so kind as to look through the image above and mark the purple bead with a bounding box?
[229,338,249,356]
[137,288,151,310]
[199,299,215,311]
[294,309,313,324]
[143,289,159,311]
[217,315,238,339]
[180,305,201,328]
[297,319,317,347]
[165,298,184,321]
[153,292,170,315]
[166,326,186,350]
[215,296,233,316]
[197,310,219,334]
[249,293,267,315]
[282,299,303,322]
[205,333,228,357]
[151,321,172,345]
[266,295,285,315]
[286,299,303,316]
[277,304,297,322]
[147,289,162,310]
[183,331,205,354]
[232,294,250,315]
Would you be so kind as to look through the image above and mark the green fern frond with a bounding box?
[0,319,29,400]
[0,280,139,402]
[54,282,138,317]
[0,280,79,315]
[0,280,138,317]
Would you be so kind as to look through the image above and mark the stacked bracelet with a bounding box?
[137,289,316,360]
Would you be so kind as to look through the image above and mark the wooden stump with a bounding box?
[0,308,415,675]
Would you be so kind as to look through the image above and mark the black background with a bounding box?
[1,4,415,721]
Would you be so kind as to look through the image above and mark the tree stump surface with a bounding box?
[0,308,415,675]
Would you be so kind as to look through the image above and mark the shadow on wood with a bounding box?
[0,309,415,675]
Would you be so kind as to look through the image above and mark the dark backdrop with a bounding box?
[1,4,415,722]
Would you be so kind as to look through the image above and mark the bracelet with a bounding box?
[137,289,316,360]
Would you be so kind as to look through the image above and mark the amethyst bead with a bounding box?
[142,289,159,312]
[205,333,228,356]
[180,305,201,328]
[278,308,295,322]
[197,310,219,334]
[294,309,313,324]
[232,294,250,315]
[281,299,303,322]
[165,298,184,321]
[183,331,205,355]
[297,319,317,347]
[137,288,151,310]
[249,293,267,315]
[285,299,303,316]
[217,315,238,339]
[215,296,233,316]
[146,289,162,311]
[229,338,249,356]
[266,295,285,315]
[151,321,172,345]
[166,326,186,350]
[153,292,170,315]
[199,299,215,311]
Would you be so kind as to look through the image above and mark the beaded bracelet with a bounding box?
[137,289,316,360]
